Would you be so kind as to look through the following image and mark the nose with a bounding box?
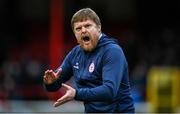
[81,26,87,33]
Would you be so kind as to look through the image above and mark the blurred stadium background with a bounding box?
[0,0,179,113]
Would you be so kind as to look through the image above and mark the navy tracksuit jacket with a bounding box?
[45,33,135,113]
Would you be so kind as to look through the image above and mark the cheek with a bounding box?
[91,28,99,36]
[74,33,79,38]
[91,31,99,42]
[76,38,81,44]
[91,37,98,45]
[74,33,81,42]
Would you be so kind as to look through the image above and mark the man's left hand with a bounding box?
[54,83,76,107]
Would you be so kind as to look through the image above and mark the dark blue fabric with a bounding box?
[45,33,135,113]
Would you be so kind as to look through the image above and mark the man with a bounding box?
[43,8,135,113]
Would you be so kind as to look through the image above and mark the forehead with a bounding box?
[74,19,96,28]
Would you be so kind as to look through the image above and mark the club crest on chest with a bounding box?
[89,61,95,73]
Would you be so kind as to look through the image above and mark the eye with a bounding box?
[75,27,81,32]
[85,24,91,29]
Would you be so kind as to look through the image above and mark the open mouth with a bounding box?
[82,36,90,42]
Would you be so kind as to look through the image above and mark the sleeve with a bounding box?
[74,47,128,102]
[45,50,73,92]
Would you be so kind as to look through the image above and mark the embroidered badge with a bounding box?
[89,62,95,73]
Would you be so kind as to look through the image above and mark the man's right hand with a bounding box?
[43,68,62,85]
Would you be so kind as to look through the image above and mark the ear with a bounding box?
[98,25,101,32]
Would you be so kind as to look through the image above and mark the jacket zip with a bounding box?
[80,52,90,79]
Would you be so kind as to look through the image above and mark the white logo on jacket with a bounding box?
[73,62,79,69]
[89,62,95,73]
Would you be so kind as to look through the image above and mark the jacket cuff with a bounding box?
[74,89,80,100]
[44,81,62,92]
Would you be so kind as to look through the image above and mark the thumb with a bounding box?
[61,83,71,89]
